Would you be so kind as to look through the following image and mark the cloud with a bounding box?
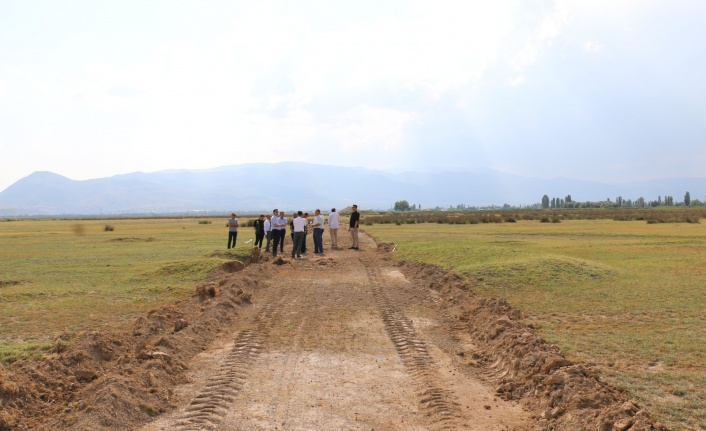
[508,75,527,87]
[583,41,606,54]
[1,0,706,191]
[328,105,416,153]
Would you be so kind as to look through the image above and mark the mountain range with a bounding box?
[1,162,705,216]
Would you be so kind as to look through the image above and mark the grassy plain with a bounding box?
[0,217,255,363]
[365,220,706,430]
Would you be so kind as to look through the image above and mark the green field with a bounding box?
[2,216,704,429]
[364,220,706,430]
[0,217,254,362]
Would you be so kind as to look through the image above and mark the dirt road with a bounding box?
[2,231,668,431]
[139,233,530,431]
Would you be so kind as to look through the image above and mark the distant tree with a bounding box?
[685,191,691,207]
[541,195,550,209]
[394,200,411,211]
[637,197,645,208]
[565,195,572,203]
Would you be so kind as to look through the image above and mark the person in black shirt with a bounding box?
[348,204,360,250]
[253,214,265,249]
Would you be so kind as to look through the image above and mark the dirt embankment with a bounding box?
[395,257,668,430]
[1,240,669,431]
[0,256,262,431]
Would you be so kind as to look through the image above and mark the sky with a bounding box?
[1,0,705,192]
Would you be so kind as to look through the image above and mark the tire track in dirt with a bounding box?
[365,264,469,431]
[172,300,283,431]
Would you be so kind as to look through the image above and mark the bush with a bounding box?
[104,225,114,232]
[198,220,212,224]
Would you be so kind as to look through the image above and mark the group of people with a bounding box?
[226,205,360,257]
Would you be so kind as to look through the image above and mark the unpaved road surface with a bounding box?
[1,231,667,431]
[140,233,529,431]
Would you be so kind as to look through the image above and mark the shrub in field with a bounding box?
[104,225,114,232]
[540,217,550,223]
[198,220,212,224]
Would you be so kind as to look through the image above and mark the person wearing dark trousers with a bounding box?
[289,215,295,245]
[227,212,239,249]
[272,210,287,256]
[348,204,360,250]
[301,212,309,254]
[291,211,307,258]
[253,214,265,249]
[312,208,324,254]
[279,210,287,253]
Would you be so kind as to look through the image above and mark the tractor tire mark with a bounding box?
[366,264,468,431]
[172,300,281,431]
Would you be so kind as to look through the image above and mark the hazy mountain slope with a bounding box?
[1,163,704,215]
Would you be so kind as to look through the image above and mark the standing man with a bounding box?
[272,210,287,256]
[312,209,324,254]
[253,214,265,249]
[328,207,339,248]
[301,212,309,254]
[227,212,239,249]
[348,204,360,250]
[291,211,307,258]
[264,214,273,253]
[278,210,287,253]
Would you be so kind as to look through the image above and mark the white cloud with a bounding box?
[583,41,606,54]
[508,75,526,87]
[330,105,416,153]
[1,0,706,191]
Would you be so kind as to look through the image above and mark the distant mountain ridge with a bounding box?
[1,162,705,215]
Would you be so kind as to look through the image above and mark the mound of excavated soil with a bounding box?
[0,266,263,431]
[394,258,668,430]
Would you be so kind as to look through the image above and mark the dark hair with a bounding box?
[331,208,336,212]
[297,210,303,215]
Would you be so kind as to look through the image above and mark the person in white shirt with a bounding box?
[328,208,340,248]
[227,213,239,249]
[312,209,325,254]
[291,211,307,258]
[264,214,272,253]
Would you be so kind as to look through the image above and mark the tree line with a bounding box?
[392,192,703,212]
[540,191,701,209]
